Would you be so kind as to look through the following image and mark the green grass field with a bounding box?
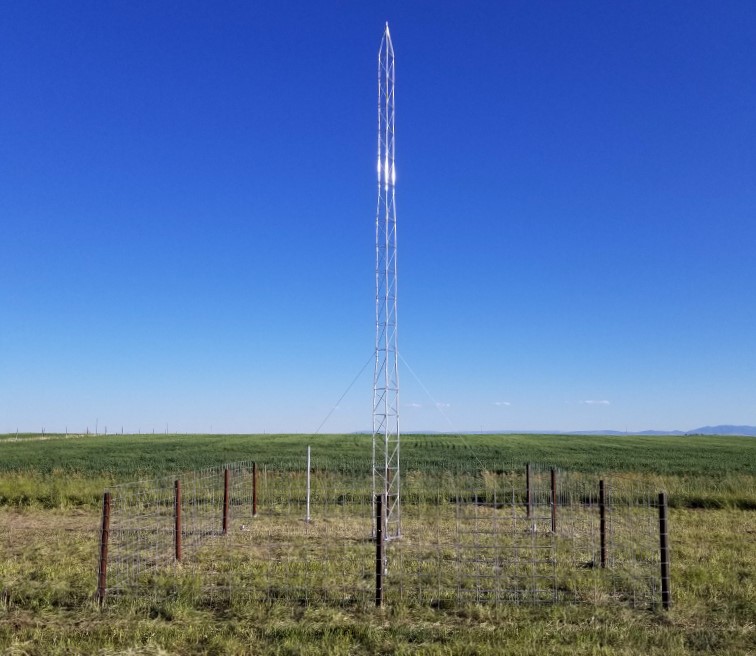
[1,433,754,654]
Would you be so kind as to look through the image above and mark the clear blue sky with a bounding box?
[1,2,754,434]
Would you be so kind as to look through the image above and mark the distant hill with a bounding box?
[689,425,756,436]
[568,426,756,436]
[400,426,756,436]
[568,430,686,436]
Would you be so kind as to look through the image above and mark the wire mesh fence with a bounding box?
[99,458,669,611]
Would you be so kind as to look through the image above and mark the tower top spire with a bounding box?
[381,22,393,56]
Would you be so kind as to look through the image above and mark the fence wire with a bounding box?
[102,459,666,611]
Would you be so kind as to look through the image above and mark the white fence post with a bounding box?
[306,445,311,523]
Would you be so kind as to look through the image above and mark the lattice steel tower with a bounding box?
[372,23,400,539]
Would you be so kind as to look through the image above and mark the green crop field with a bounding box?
[1,432,754,510]
[1,433,754,654]
[2,432,755,479]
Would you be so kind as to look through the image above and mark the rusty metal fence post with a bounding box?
[659,492,671,609]
[96,491,111,606]
[222,468,230,535]
[550,468,557,533]
[599,479,607,568]
[252,462,258,517]
[375,494,384,607]
[174,479,182,562]
[525,463,532,519]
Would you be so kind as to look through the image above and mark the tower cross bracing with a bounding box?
[372,22,400,540]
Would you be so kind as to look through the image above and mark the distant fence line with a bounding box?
[96,457,670,611]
